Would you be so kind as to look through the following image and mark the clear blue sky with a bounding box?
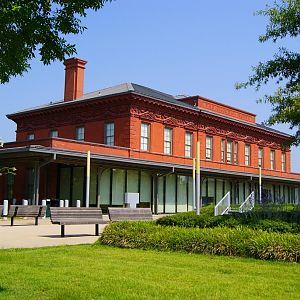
[1,0,299,172]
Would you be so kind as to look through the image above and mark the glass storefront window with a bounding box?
[100,169,111,205]
[140,171,151,204]
[59,167,71,201]
[127,170,139,193]
[165,174,176,213]
[177,175,188,212]
[112,169,125,205]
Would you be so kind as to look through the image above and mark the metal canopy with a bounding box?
[0,145,300,184]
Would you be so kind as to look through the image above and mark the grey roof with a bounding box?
[6,82,290,138]
[7,83,197,117]
[130,83,194,109]
[255,123,291,137]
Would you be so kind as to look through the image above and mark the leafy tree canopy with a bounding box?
[236,0,300,145]
[0,0,112,84]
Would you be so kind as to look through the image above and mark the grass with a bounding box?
[0,245,300,299]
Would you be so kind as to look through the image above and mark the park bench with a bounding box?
[8,205,46,226]
[108,207,153,222]
[50,207,108,237]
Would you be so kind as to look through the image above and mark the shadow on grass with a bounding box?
[0,286,6,293]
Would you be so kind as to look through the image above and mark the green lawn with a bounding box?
[0,245,299,300]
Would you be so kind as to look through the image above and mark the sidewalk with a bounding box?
[0,218,108,249]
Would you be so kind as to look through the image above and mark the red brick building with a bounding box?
[1,58,299,213]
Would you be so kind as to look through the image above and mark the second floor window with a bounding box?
[140,123,150,151]
[185,132,192,157]
[206,136,213,160]
[105,122,114,146]
[245,144,251,166]
[27,133,34,141]
[281,152,286,172]
[164,127,172,155]
[258,147,263,167]
[75,127,84,141]
[270,150,275,170]
[226,141,232,163]
[233,142,238,164]
[221,139,225,162]
[50,130,58,138]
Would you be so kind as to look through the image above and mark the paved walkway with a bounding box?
[0,217,109,249]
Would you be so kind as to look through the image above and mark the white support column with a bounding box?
[196,141,201,216]
[259,167,262,205]
[85,151,91,208]
[192,158,196,211]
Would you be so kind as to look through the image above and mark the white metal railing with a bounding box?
[214,192,230,216]
[239,191,255,213]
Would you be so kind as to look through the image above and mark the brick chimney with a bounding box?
[64,58,87,101]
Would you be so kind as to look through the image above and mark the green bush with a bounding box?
[252,204,300,223]
[100,221,300,262]
[156,204,300,233]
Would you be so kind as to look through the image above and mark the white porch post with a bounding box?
[85,151,91,207]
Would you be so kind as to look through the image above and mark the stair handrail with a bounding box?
[214,192,230,216]
[239,191,255,213]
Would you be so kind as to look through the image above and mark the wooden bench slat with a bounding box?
[108,208,153,222]
[7,205,46,226]
[50,207,107,237]
[53,219,108,225]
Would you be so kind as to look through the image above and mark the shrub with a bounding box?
[100,222,300,262]
[156,204,300,233]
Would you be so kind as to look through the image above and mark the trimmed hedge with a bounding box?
[100,221,300,262]
[156,205,300,233]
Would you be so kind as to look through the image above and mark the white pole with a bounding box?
[86,150,91,207]
[59,200,64,207]
[64,199,69,208]
[23,199,28,206]
[192,158,196,211]
[42,200,47,219]
[196,141,201,216]
[259,167,262,205]
[76,200,81,207]
[3,200,8,217]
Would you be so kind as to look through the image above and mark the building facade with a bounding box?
[1,58,300,213]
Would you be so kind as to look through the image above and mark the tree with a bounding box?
[0,167,16,176]
[0,0,112,84]
[236,0,300,145]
